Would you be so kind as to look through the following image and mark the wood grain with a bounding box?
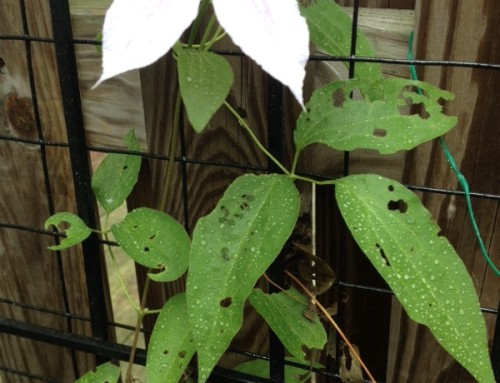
[386,1,500,382]
[0,0,118,379]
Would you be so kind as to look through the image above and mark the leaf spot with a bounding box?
[163,349,169,355]
[221,247,230,261]
[387,199,408,213]
[373,128,387,137]
[144,247,150,252]
[376,243,390,266]
[179,351,186,358]
[219,297,232,307]
[388,185,395,192]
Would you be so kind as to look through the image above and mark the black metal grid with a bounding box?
[0,0,499,382]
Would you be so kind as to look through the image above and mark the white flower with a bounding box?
[96,0,310,106]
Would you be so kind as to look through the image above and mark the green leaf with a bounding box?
[91,129,141,213]
[249,288,326,362]
[45,212,92,251]
[147,293,195,383]
[335,174,495,383]
[295,78,457,154]
[234,357,318,383]
[75,362,120,383]
[186,174,300,383]
[112,208,190,282]
[177,49,234,133]
[300,0,381,80]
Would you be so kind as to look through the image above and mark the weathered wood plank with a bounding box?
[69,0,148,150]
[0,0,95,380]
[387,1,500,381]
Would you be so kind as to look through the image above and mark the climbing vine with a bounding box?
[46,1,495,382]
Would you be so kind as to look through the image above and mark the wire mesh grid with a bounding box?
[0,0,499,382]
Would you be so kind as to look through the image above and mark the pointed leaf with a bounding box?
[295,78,457,154]
[96,0,199,86]
[177,49,234,133]
[147,293,195,383]
[300,0,381,80]
[213,0,309,106]
[75,362,120,383]
[249,288,327,362]
[45,212,92,251]
[92,130,141,213]
[335,174,494,383]
[112,208,190,282]
[186,174,300,383]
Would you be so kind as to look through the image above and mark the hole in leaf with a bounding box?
[332,88,345,107]
[373,128,387,137]
[122,165,128,170]
[351,88,364,101]
[387,199,408,213]
[163,350,169,355]
[388,185,395,192]
[178,351,186,358]
[220,297,232,307]
[144,247,150,252]
[437,230,444,237]
[376,244,390,266]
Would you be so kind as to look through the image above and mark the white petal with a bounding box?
[213,0,309,106]
[95,0,200,87]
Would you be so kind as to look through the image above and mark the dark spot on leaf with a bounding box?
[387,199,408,213]
[220,297,232,307]
[163,350,169,355]
[388,185,395,192]
[221,247,230,261]
[234,212,244,219]
[306,107,311,113]
[133,224,138,228]
[376,243,390,266]
[240,201,250,210]
[332,88,345,107]
[122,165,128,170]
[144,247,150,252]
[373,128,387,137]
[218,217,226,223]
[149,234,156,240]
[437,230,444,237]
[179,351,186,358]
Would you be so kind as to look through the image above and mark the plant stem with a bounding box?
[187,0,212,47]
[160,92,182,212]
[125,272,153,383]
[224,101,290,175]
[285,270,377,383]
[199,14,217,50]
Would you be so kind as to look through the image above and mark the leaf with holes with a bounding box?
[75,362,120,383]
[300,0,381,81]
[295,78,457,155]
[177,49,234,133]
[249,288,326,362]
[335,174,494,383]
[44,212,92,251]
[147,293,195,383]
[234,357,320,383]
[112,208,190,282]
[186,174,300,383]
[91,129,141,213]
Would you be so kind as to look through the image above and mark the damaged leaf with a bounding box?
[112,208,190,282]
[249,287,327,362]
[45,212,92,250]
[186,174,300,383]
[295,78,457,154]
[339,344,364,383]
[335,174,494,383]
[147,293,195,383]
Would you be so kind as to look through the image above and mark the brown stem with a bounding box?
[284,270,377,383]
